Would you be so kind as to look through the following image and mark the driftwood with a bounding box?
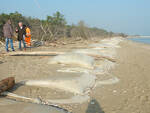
[1,91,42,104]
[5,51,116,62]
[0,77,15,94]
[0,77,41,104]
[6,51,65,56]
[0,41,4,46]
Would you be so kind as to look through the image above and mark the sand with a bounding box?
[73,40,150,113]
[0,38,150,113]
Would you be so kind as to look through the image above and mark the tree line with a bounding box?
[0,11,127,42]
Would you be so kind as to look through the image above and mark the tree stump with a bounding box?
[0,77,15,94]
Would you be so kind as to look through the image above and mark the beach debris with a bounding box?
[24,74,96,95]
[90,37,123,49]
[1,91,42,104]
[32,41,43,47]
[94,59,116,75]
[49,43,58,47]
[0,37,122,110]
[0,77,40,104]
[0,77,15,94]
[5,51,64,56]
[73,49,116,62]
[73,49,101,56]
[49,53,94,69]
[0,77,41,105]
[0,41,4,46]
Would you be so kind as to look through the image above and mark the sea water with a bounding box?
[129,37,150,44]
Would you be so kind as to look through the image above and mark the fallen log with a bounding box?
[5,51,65,56]
[1,91,42,104]
[0,77,15,94]
[0,77,41,104]
[5,51,116,62]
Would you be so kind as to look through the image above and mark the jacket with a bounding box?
[25,27,31,38]
[3,23,13,38]
[16,26,26,41]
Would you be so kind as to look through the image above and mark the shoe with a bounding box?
[12,50,15,52]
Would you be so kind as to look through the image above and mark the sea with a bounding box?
[129,37,150,45]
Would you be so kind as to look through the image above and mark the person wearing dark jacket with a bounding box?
[3,19,15,52]
[16,22,26,50]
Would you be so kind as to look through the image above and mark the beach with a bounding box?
[0,38,150,113]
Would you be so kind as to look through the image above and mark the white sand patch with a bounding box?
[101,37,123,43]
[47,95,90,104]
[57,67,90,74]
[96,76,120,86]
[97,48,117,58]
[73,48,117,59]
[73,49,101,56]
[94,59,116,74]
[49,53,94,69]
[90,37,123,50]
[57,59,115,75]
[24,74,96,95]
[91,43,120,49]
[88,39,122,58]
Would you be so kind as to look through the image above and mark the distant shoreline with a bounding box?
[127,36,150,39]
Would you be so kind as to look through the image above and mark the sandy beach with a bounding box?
[0,38,150,113]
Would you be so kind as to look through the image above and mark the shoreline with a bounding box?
[127,38,150,49]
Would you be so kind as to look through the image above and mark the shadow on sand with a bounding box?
[8,81,25,92]
[0,61,3,64]
[86,99,105,113]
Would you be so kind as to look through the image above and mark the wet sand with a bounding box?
[0,38,150,113]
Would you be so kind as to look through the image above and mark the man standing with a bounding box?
[3,19,15,52]
[16,22,26,50]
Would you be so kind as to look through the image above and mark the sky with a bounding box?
[0,0,150,35]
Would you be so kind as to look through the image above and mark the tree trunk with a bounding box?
[0,77,15,94]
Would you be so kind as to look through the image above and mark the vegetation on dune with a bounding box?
[0,12,127,42]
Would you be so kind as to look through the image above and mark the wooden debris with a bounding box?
[49,43,58,47]
[0,41,4,46]
[5,51,116,62]
[1,91,42,104]
[5,51,65,56]
[0,77,15,94]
